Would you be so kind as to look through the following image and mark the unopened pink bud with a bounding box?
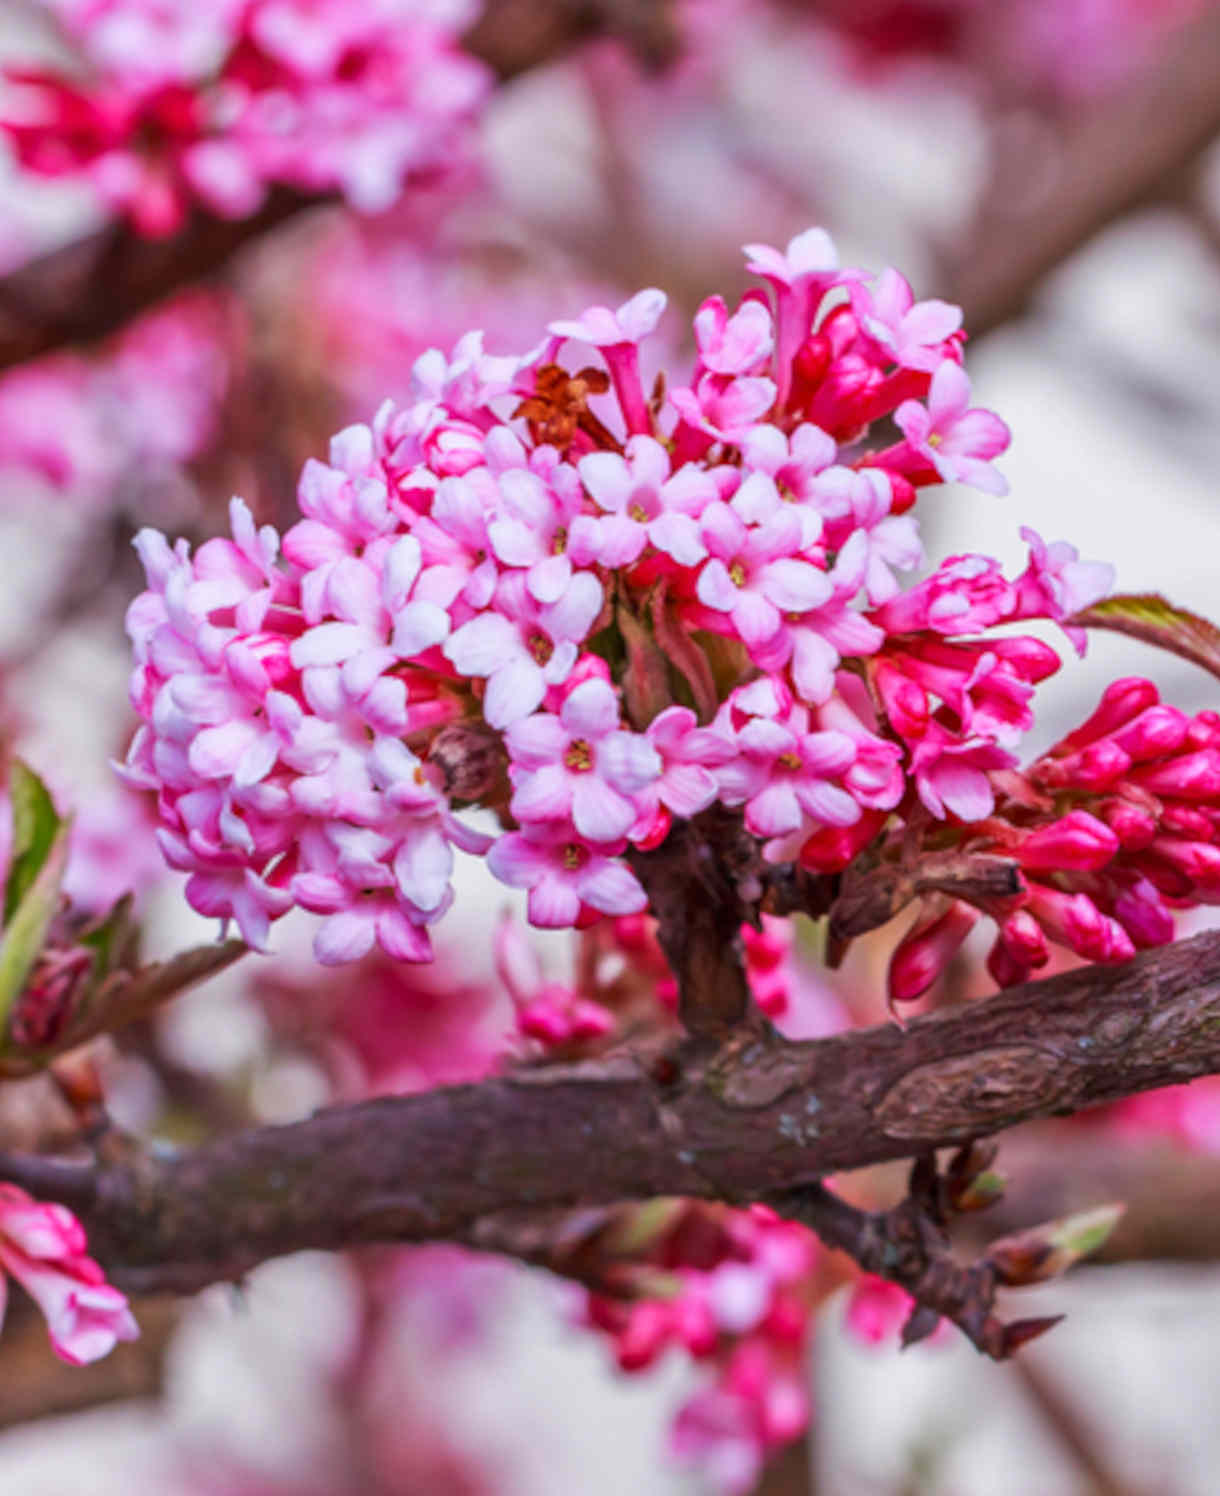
[761,1377,809,1445]
[873,662,928,739]
[1110,705,1190,762]
[1026,886,1135,963]
[887,902,978,1006]
[672,1296,719,1359]
[986,937,1034,989]
[1100,797,1158,850]
[1113,878,1175,948]
[616,1302,673,1372]
[569,999,616,1041]
[518,1000,573,1045]
[1160,804,1214,840]
[1187,711,1220,749]
[844,1277,912,1345]
[1018,811,1118,872]
[1052,678,1159,755]
[1147,836,1220,894]
[995,908,1049,968]
[1131,749,1220,801]
[887,472,916,515]
[1033,740,1131,792]
[990,634,1060,683]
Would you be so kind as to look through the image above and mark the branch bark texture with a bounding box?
[8,930,1220,1295]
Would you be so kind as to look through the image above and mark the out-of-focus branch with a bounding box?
[6,930,1220,1295]
[949,6,1220,336]
[0,0,680,373]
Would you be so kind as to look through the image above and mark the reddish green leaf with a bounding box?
[1069,593,1220,680]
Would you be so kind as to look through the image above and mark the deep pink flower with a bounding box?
[0,1186,138,1366]
[694,503,832,651]
[486,822,647,927]
[506,678,661,842]
[893,361,1010,495]
[853,268,963,373]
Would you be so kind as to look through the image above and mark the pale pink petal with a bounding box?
[485,656,546,728]
[571,775,637,841]
[575,858,648,914]
[560,678,620,738]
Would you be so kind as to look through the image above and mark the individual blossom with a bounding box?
[890,360,1011,495]
[486,821,647,929]
[506,677,661,842]
[0,1186,138,1365]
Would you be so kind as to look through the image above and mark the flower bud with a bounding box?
[1017,811,1118,872]
[887,902,977,1006]
[1131,748,1220,800]
[1110,705,1190,762]
[1032,740,1131,792]
[1052,677,1159,755]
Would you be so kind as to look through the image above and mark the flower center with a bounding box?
[552,527,568,555]
[564,739,593,772]
[777,751,801,770]
[928,432,943,447]
[528,630,554,665]
[562,842,587,870]
[729,560,748,588]
[629,503,649,523]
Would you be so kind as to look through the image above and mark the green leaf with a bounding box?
[4,760,66,926]
[1069,593,1220,681]
[1046,1202,1126,1260]
[988,1202,1125,1286]
[0,821,71,1025]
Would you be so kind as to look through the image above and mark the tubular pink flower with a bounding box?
[0,1186,138,1366]
[909,724,1015,822]
[486,822,647,928]
[443,571,604,729]
[716,696,860,839]
[892,361,1011,496]
[1012,526,1115,646]
[694,503,833,652]
[870,552,1015,636]
[852,268,963,373]
[693,294,775,376]
[576,436,715,568]
[744,227,850,407]
[549,288,666,436]
[506,678,661,842]
[486,462,586,604]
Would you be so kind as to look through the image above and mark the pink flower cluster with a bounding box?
[586,1203,817,1495]
[810,0,1206,95]
[123,226,1119,963]
[0,1184,137,1364]
[889,676,1220,1003]
[0,293,229,495]
[2,0,489,236]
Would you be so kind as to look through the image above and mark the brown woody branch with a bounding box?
[0,0,680,373]
[777,1159,1057,1360]
[6,929,1220,1296]
[948,5,1220,335]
